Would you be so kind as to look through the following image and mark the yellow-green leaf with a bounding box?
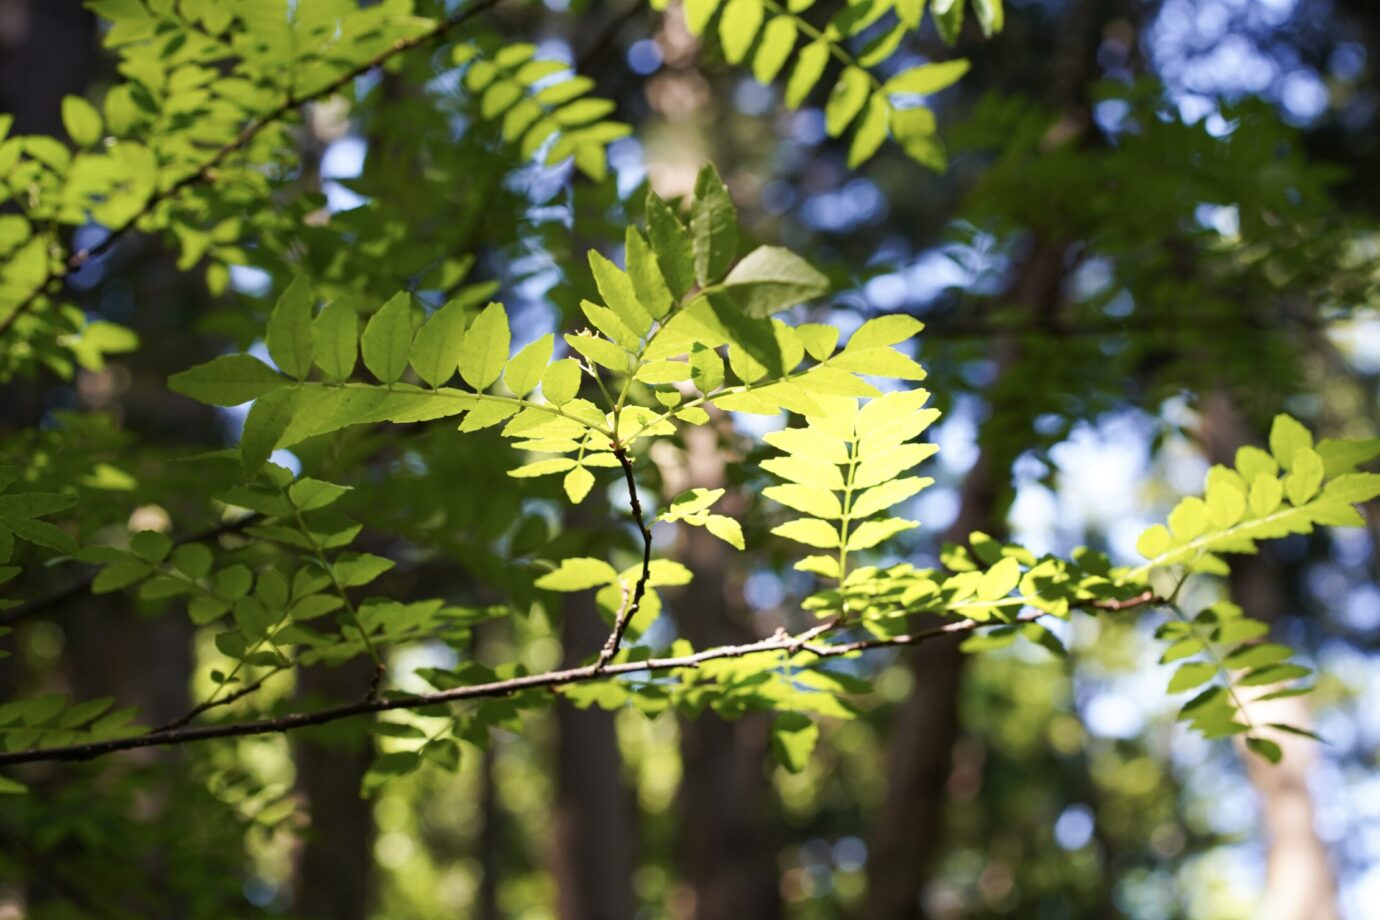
[505,334,554,397]
[720,0,763,64]
[460,303,511,391]
[361,292,415,385]
[825,66,871,137]
[753,16,797,84]
[265,276,314,380]
[542,358,582,405]
[62,96,103,147]
[772,518,841,549]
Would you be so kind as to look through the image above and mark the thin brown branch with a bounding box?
[595,445,653,671]
[0,0,507,339]
[150,671,281,734]
[0,592,1164,767]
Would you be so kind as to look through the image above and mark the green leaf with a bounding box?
[169,355,286,407]
[770,713,818,773]
[764,484,842,519]
[1269,414,1313,470]
[848,95,890,168]
[565,332,630,372]
[509,458,578,478]
[663,488,726,519]
[1249,473,1284,517]
[171,543,213,578]
[589,251,653,336]
[93,560,152,594]
[977,556,1020,600]
[334,552,395,587]
[0,774,27,794]
[845,517,917,551]
[582,300,640,351]
[825,67,871,137]
[884,60,971,96]
[684,0,723,34]
[850,477,929,518]
[361,751,422,797]
[771,518,841,549]
[130,530,171,563]
[933,0,964,45]
[265,276,314,380]
[535,557,618,591]
[691,165,739,285]
[645,191,696,297]
[312,300,358,382]
[541,358,583,404]
[704,514,745,549]
[848,315,924,351]
[1224,643,1293,669]
[1135,524,1171,559]
[762,456,846,490]
[410,297,471,389]
[1245,736,1282,764]
[239,389,298,476]
[505,334,554,397]
[1284,447,1324,506]
[973,0,1004,35]
[753,16,797,84]
[564,466,595,503]
[288,478,350,512]
[625,228,674,320]
[1316,437,1380,476]
[1235,445,1278,482]
[785,41,830,108]
[720,0,763,64]
[720,246,830,317]
[460,303,511,391]
[1206,479,1246,529]
[1168,497,1208,542]
[361,293,415,385]
[423,738,462,772]
[62,95,103,147]
[635,359,693,384]
[1168,662,1216,693]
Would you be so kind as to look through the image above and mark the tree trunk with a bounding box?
[662,421,781,920]
[553,589,637,920]
[862,452,998,920]
[1199,390,1339,920]
[862,0,1109,906]
[292,658,377,920]
[0,0,97,139]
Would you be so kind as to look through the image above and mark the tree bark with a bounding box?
[553,589,637,920]
[292,658,377,920]
[863,0,1110,908]
[0,0,97,138]
[1199,391,1339,920]
[662,422,781,920]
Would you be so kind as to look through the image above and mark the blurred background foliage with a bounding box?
[1,0,1379,918]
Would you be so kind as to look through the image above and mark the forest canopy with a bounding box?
[2,0,1379,918]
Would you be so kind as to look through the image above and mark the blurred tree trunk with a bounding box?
[1199,391,1339,920]
[864,238,1073,918]
[292,659,377,920]
[0,0,97,138]
[478,745,502,920]
[662,421,781,920]
[553,589,637,920]
[863,1,1109,910]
